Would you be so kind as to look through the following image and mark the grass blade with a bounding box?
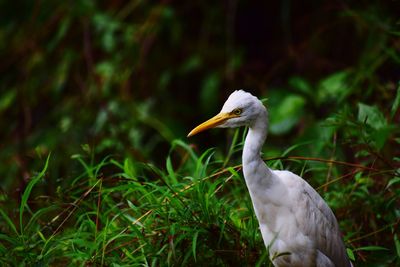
[354,245,389,251]
[19,153,51,235]
[166,156,178,184]
[192,230,199,262]
[0,208,18,236]
[391,84,400,119]
[394,234,400,259]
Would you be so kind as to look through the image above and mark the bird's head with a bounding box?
[188,90,266,137]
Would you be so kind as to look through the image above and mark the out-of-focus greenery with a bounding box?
[0,1,399,266]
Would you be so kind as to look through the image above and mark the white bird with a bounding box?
[188,90,352,267]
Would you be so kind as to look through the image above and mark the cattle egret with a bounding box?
[188,90,352,267]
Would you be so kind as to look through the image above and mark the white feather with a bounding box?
[218,90,351,267]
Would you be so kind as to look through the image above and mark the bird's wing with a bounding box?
[276,170,351,267]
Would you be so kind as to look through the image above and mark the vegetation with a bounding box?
[0,1,399,266]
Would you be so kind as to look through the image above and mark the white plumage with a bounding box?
[188,90,352,267]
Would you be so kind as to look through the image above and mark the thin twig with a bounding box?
[50,179,101,236]
[268,156,380,172]
[95,178,103,241]
[325,132,337,192]
[349,219,399,243]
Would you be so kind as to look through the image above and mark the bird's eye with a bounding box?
[232,108,242,116]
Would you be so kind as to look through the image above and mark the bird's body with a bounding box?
[188,90,352,267]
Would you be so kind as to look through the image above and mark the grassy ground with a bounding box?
[1,122,399,266]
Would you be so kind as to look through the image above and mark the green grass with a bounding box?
[1,128,399,266]
[0,140,268,266]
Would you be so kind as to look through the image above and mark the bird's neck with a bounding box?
[242,109,275,189]
[243,111,268,165]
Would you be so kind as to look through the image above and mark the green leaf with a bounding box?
[269,94,305,135]
[123,158,136,180]
[37,230,46,242]
[391,84,400,118]
[95,61,114,79]
[358,103,390,149]
[289,76,313,96]
[255,249,270,267]
[0,90,16,112]
[0,233,18,245]
[226,167,240,178]
[387,177,400,189]
[166,156,178,184]
[358,103,387,130]
[0,208,18,236]
[172,139,198,161]
[395,234,400,258]
[192,231,199,262]
[318,71,350,103]
[346,248,355,261]
[354,245,388,251]
[370,127,391,150]
[20,153,51,235]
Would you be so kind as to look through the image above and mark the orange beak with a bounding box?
[187,112,236,137]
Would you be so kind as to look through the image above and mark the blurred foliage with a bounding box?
[0,0,399,266]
